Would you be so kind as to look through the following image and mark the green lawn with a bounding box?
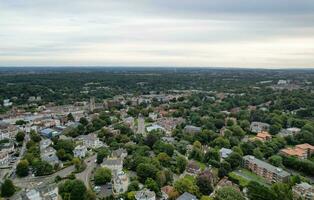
[229,168,270,187]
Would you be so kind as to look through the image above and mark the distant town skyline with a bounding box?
[1,0,314,68]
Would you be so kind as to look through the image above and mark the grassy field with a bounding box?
[229,168,270,187]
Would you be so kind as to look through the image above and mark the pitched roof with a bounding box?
[176,192,198,200]
[243,155,290,178]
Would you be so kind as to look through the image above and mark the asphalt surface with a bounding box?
[75,155,97,188]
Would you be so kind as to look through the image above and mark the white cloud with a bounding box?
[0,0,314,67]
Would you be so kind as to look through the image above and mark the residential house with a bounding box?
[113,171,129,194]
[186,160,201,175]
[278,127,301,137]
[161,136,176,144]
[148,113,158,121]
[111,148,128,159]
[40,128,60,138]
[176,192,198,200]
[0,151,9,166]
[21,184,59,200]
[41,147,62,167]
[250,122,270,133]
[161,186,174,200]
[77,133,103,149]
[135,189,156,200]
[123,117,135,128]
[183,125,201,134]
[292,182,314,200]
[280,143,314,159]
[73,145,87,159]
[40,139,52,150]
[254,131,272,142]
[156,117,185,135]
[146,124,165,133]
[137,117,145,135]
[101,158,123,174]
[0,122,18,140]
[0,142,15,153]
[215,177,239,190]
[3,99,12,107]
[219,148,233,159]
[243,155,290,183]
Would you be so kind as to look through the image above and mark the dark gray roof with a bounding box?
[176,192,198,200]
[102,158,122,166]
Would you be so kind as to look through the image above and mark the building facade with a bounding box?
[243,155,290,183]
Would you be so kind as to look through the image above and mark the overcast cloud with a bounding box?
[0,0,314,68]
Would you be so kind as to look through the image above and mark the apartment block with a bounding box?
[243,155,290,183]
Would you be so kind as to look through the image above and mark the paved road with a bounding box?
[76,155,97,189]
[13,165,75,189]
[13,155,96,190]
[7,133,29,179]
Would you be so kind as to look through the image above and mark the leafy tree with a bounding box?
[55,140,75,155]
[30,130,41,142]
[145,178,160,194]
[15,131,25,142]
[268,155,283,167]
[247,181,275,200]
[189,147,204,162]
[67,113,75,121]
[136,163,158,182]
[196,170,214,195]
[153,141,175,156]
[204,148,220,163]
[127,191,136,200]
[96,147,110,164]
[145,133,159,148]
[157,153,171,167]
[1,179,16,197]
[218,161,231,178]
[73,158,85,172]
[214,186,245,200]
[59,179,87,200]
[33,160,54,176]
[57,149,72,161]
[16,159,29,177]
[272,183,293,200]
[79,117,89,126]
[15,120,27,125]
[94,167,112,185]
[253,148,264,159]
[128,181,140,192]
[176,156,188,174]
[269,123,282,135]
[174,176,200,197]
[212,137,230,149]
[225,152,242,169]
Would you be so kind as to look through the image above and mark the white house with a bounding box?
[219,148,233,159]
[113,171,129,194]
[78,133,103,149]
[0,151,9,166]
[250,122,270,133]
[148,113,158,121]
[146,124,165,133]
[73,145,87,159]
[135,189,156,200]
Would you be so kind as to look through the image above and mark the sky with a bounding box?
[0,0,314,68]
